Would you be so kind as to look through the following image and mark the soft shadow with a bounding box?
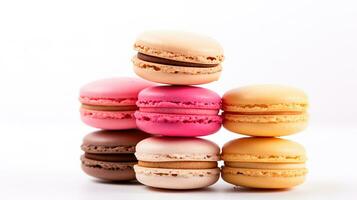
[146,186,217,193]
[223,186,291,193]
[92,179,141,186]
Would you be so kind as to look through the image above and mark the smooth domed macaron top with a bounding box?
[79,77,155,105]
[82,130,150,147]
[137,86,221,109]
[223,84,308,109]
[134,30,224,64]
[135,137,220,162]
[222,137,306,163]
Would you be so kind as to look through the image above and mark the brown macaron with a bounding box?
[80,129,150,181]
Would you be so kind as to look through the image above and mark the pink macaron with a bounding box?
[79,77,155,130]
[135,86,222,137]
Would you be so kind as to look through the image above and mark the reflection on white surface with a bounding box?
[0,124,356,199]
[0,171,353,200]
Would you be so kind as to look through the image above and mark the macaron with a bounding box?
[221,137,308,189]
[222,84,308,137]
[81,129,150,181]
[135,86,222,137]
[134,137,221,189]
[79,77,155,130]
[132,30,224,85]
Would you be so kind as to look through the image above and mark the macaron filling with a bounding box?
[81,104,138,111]
[81,156,136,170]
[79,96,137,106]
[224,113,308,123]
[84,153,137,162]
[222,161,307,178]
[138,161,217,169]
[133,56,222,76]
[139,107,219,115]
[137,53,218,68]
[136,98,221,120]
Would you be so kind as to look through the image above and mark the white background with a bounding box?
[1,0,357,199]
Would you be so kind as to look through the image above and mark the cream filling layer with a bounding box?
[132,56,222,75]
[134,165,220,177]
[224,113,308,123]
[81,104,137,111]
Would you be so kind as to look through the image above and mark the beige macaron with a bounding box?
[221,137,308,189]
[132,30,224,85]
[222,84,309,137]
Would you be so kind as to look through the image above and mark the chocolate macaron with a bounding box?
[81,130,150,181]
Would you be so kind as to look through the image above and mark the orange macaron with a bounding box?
[222,84,309,137]
[221,137,308,189]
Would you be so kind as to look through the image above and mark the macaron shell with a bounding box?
[80,77,155,105]
[221,168,306,189]
[80,109,136,130]
[134,30,224,64]
[135,137,220,162]
[222,137,306,163]
[135,111,222,137]
[134,165,220,189]
[222,84,308,108]
[223,115,308,137]
[133,56,221,85]
[81,129,150,153]
[137,85,221,109]
[82,129,151,147]
[81,156,136,181]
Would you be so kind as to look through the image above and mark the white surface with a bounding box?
[1,0,357,199]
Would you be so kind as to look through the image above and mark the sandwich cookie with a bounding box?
[134,137,220,189]
[222,84,308,136]
[132,30,224,85]
[79,77,155,129]
[135,86,222,137]
[221,137,308,189]
[81,130,150,181]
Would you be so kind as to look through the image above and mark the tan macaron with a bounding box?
[221,137,308,189]
[132,30,224,85]
[222,84,309,137]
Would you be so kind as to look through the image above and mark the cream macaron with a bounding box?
[132,30,224,85]
[134,137,220,189]
[221,137,308,189]
[222,84,309,137]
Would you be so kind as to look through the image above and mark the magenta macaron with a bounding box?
[135,86,222,137]
[79,77,155,130]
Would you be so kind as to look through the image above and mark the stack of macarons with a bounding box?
[220,84,309,188]
[79,77,154,181]
[132,31,224,189]
[78,30,310,190]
